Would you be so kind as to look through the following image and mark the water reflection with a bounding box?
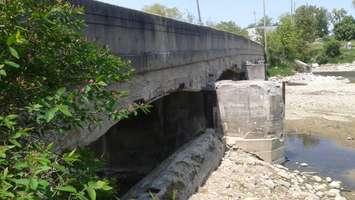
[285,134,355,190]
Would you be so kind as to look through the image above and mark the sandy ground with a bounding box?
[276,72,355,147]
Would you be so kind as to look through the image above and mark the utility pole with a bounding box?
[253,10,257,26]
[263,0,267,56]
[196,0,202,25]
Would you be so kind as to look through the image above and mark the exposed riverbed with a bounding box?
[278,64,355,199]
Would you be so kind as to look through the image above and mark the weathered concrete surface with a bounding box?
[122,129,224,200]
[51,0,265,150]
[88,91,213,193]
[215,81,285,163]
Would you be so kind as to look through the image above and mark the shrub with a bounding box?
[323,38,341,58]
[0,0,146,199]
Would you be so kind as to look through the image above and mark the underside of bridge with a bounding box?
[89,90,217,195]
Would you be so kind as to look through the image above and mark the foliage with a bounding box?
[254,16,274,44]
[209,21,249,38]
[325,40,355,64]
[323,38,341,58]
[267,15,307,66]
[329,8,347,26]
[143,3,183,19]
[294,5,329,42]
[142,3,199,24]
[333,16,355,41]
[0,115,115,200]
[0,0,145,199]
[267,63,295,77]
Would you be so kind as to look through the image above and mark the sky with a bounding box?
[97,0,355,28]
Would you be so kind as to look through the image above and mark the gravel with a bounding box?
[190,149,346,200]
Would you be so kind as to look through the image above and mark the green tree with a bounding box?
[294,5,329,42]
[333,16,355,40]
[267,15,306,65]
[142,3,199,24]
[210,21,249,38]
[143,3,183,20]
[330,8,347,26]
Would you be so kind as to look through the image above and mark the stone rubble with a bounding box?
[190,149,347,200]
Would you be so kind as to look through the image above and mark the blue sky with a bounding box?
[98,0,355,27]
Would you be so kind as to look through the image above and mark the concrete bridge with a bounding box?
[56,0,266,149]
[53,1,279,198]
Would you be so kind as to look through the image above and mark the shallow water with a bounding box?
[285,134,355,190]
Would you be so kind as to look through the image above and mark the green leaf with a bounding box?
[9,47,19,59]
[11,178,30,186]
[56,87,66,96]
[6,34,16,46]
[0,146,15,158]
[86,185,96,200]
[57,185,77,193]
[58,105,72,117]
[9,139,22,147]
[29,178,38,190]
[4,60,20,68]
[0,69,6,76]
[45,107,58,123]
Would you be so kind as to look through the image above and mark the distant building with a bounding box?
[246,26,277,43]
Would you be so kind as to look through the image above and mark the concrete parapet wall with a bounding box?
[215,81,285,163]
[71,0,263,74]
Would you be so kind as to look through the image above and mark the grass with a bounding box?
[267,64,295,77]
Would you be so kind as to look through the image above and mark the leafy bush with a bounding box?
[323,38,341,58]
[0,0,145,199]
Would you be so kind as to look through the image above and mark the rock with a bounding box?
[279,180,291,188]
[315,191,324,197]
[300,162,309,167]
[264,179,276,189]
[335,195,347,200]
[326,177,332,183]
[329,181,341,189]
[314,184,327,191]
[278,170,291,179]
[312,176,322,182]
[297,177,305,183]
[347,136,354,141]
[327,189,340,197]
[305,183,313,191]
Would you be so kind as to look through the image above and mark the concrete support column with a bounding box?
[215,80,285,163]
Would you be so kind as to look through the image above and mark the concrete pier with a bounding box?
[216,80,285,163]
